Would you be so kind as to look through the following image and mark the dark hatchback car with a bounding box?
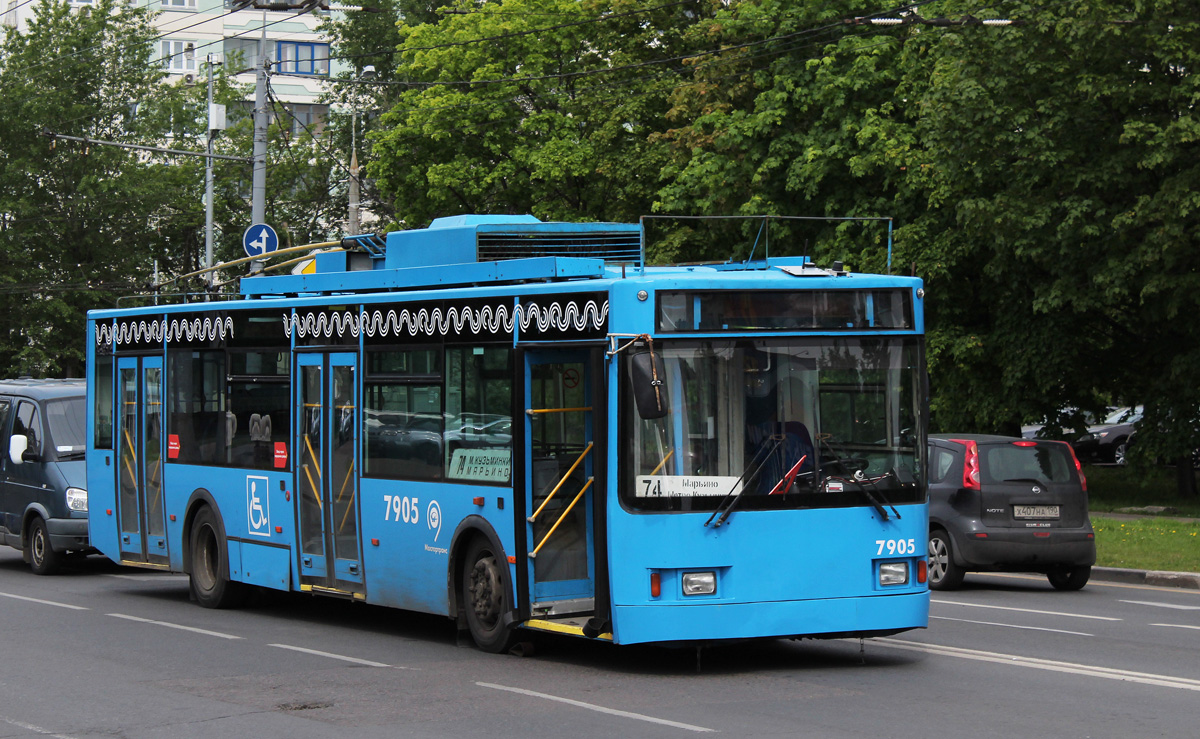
[927,434,1095,591]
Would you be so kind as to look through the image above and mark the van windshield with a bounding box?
[47,398,86,455]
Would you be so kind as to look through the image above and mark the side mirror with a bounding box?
[630,349,668,420]
[9,434,29,465]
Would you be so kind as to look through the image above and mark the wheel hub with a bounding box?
[469,557,502,626]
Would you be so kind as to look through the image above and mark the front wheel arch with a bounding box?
[447,517,513,629]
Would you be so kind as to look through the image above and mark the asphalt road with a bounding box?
[0,551,1196,738]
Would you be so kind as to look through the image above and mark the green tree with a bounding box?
[367,0,703,226]
[0,0,181,377]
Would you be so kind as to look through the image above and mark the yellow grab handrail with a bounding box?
[525,407,592,416]
[302,463,322,510]
[527,442,592,523]
[304,433,322,478]
[648,449,674,476]
[530,477,593,558]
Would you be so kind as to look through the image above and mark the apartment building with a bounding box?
[3,0,341,134]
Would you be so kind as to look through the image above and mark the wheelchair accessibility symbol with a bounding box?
[247,475,270,536]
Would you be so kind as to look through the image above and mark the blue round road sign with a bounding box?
[243,223,279,258]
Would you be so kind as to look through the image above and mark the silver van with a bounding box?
[0,379,89,574]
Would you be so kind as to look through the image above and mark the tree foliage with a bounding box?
[365,0,705,226]
[0,0,172,376]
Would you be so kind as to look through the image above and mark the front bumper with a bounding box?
[610,591,930,646]
[46,518,90,552]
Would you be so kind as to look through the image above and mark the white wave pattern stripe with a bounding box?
[96,317,235,347]
[282,300,609,340]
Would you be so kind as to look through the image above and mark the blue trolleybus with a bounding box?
[86,215,929,652]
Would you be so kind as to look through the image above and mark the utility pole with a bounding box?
[348,65,374,236]
[251,15,269,226]
[205,53,225,278]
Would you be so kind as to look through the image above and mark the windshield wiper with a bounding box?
[705,438,781,529]
[825,470,902,521]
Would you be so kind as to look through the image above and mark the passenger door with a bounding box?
[295,352,364,596]
[523,350,596,613]
[115,356,168,566]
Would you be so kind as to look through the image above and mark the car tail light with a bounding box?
[950,439,981,491]
[1060,441,1087,492]
[650,572,661,598]
[1012,440,1037,447]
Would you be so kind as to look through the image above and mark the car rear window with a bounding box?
[980,443,1073,485]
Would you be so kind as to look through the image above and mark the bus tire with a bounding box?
[461,537,516,653]
[928,529,964,591]
[189,506,247,609]
[28,517,61,576]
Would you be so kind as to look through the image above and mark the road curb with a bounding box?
[1092,566,1200,589]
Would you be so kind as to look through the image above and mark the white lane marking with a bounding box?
[871,638,1200,692]
[105,574,189,582]
[1151,623,1200,631]
[0,591,88,610]
[107,613,241,640]
[931,615,1093,636]
[269,643,391,668]
[2,716,76,739]
[932,598,1120,621]
[974,572,1192,592]
[478,682,715,733]
[1120,599,1200,611]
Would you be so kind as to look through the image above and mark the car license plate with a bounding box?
[1014,505,1060,519]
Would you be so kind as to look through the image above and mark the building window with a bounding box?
[161,0,197,9]
[276,41,329,76]
[284,104,328,136]
[223,37,260,72]
[161,40,196,73]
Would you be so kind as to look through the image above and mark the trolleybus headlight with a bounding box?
[879,562,909,586]
[66,487,88,512]
[681,571,716,595]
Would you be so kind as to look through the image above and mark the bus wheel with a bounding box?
[189,506,247,609]
[462,537,516,653]
[29,517,61,576]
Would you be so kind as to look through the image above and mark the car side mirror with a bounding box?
[630,348,668,420]
[9,434,29,465]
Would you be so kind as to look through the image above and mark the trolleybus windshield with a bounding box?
[624,337,923,513]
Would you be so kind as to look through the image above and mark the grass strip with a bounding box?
[1092,515,1200,573]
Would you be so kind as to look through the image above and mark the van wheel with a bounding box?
[461,537,516,653]
[29,518,61,576]
[189,506,247,608]
[928,530,964,591]
[1048,565,1090,591]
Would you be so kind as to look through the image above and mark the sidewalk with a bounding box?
[1092,566,1200,590]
